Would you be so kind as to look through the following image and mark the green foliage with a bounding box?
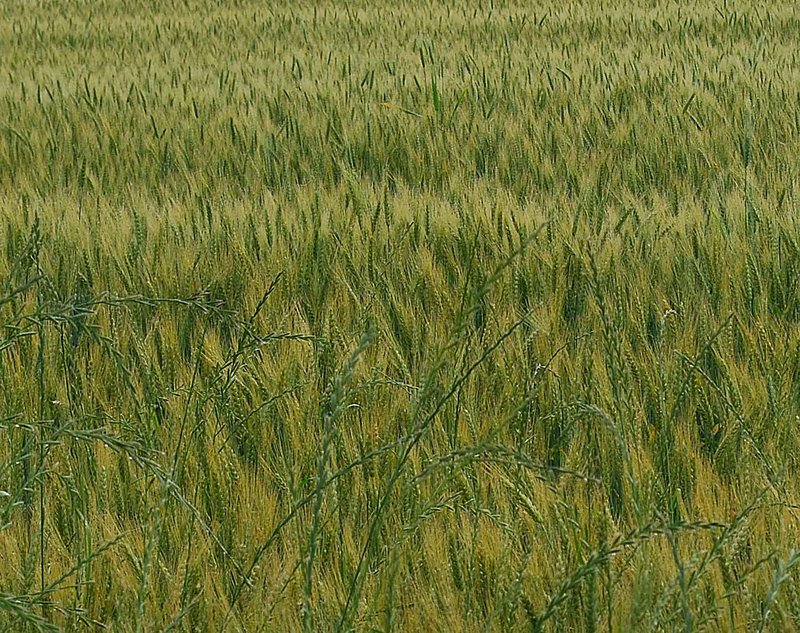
[1,0,800,630]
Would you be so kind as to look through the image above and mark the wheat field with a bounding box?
[1,1,800,631]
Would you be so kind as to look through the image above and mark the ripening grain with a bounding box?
[1,1,800,631]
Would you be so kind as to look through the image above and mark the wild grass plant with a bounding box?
[1,0,800,630]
